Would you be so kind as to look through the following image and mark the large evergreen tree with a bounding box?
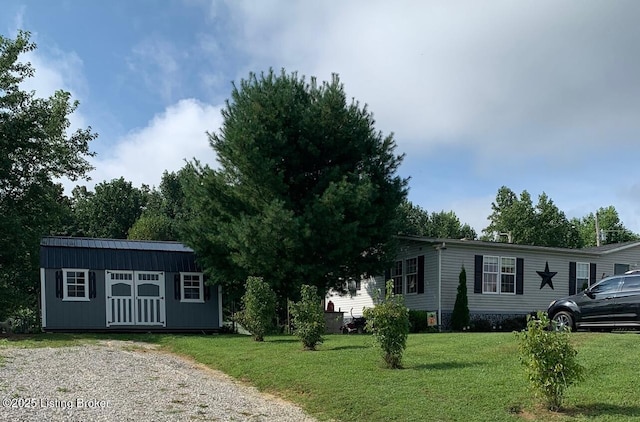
[182,70,407,301]
[0,31,96,318]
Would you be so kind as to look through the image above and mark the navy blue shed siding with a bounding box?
[40,237,220,332]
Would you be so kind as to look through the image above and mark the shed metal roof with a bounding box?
[40,236,194,252]
[40,237,200,272]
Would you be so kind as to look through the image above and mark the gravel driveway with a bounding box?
[0,341,317,421]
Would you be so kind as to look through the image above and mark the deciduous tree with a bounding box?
[398,200,476,239]
[0,31,96,318]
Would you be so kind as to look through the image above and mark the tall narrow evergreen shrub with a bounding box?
[451,265,470,331]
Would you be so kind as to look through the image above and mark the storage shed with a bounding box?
[40,237,222,332]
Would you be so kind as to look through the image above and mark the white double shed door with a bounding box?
[105,270,166,327]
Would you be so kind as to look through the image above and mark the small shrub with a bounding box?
[515,311,584,411]
[451,265,470,331]
[408,310,428,333]
[235,276,277,341]
[290,284,325,350]
[363,280,410,368]
[9,307,40,334]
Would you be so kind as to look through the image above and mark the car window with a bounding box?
[621,275,640,292]
[590,277,622,294]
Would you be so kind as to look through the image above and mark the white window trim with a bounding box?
[62,268,90,301]
[576,262,590,291]
[405,257,418,295]
[482,256,499,295]
[391,260,403,295]
[482,256,517,295]
[499,257,517,295]
[181,272,205,303]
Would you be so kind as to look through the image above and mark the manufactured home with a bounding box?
[40,237,222,332]
[327,236,640,329]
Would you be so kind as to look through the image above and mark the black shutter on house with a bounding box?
[55,270,63,298]
[474,255,483,294]
[590,263,597,286]
[89,272,96,298]
[569,262,576,295]
[384,268,391,282]
[417,255,425,294]
[174,274,181,300]
[516,258,524,295]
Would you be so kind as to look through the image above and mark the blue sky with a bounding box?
[4,1,640,236]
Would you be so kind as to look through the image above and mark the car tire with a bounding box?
[552,311,574,332]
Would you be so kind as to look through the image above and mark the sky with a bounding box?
[3,1,640,236]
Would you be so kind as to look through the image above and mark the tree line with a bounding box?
[1,31,638,323]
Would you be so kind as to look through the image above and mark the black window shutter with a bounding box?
[474,255,483,294]
[89,272,96,298]
[417,255,425,294]
[384,268,391,282]
[516,258,524,295]
[569,262,576,295]
[55,270,63,298]
[174,274,181,300]
[589,263,597,286]
[203,274,210,300]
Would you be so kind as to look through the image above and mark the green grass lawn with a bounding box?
[2,332,639,421]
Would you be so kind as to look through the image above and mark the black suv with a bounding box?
[547,271,640,331]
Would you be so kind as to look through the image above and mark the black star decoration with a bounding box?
[537,261,557,290]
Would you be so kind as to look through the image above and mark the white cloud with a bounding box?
[84,99,220,190]
[128,38,185,102]
[223,1,640,159]
[9,26,90,132]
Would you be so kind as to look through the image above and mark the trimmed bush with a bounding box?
[364,281,410,368]
[235,276,277,341]
[451,266,470,331]
[408,310,428,333]
[515,311,584,411]
[290,284,325,350]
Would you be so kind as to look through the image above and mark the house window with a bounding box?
[406,257,418,294]
[576,262,589,292]
[500,257,516,294]
[391,260,403,295]
[483,256,516,295]
[63,269,89,301]
[181,273,204,303]
[483,256,499,293]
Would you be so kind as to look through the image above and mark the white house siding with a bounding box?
[443,245,598,316]
[598,244,640,276]
[326,276,379,318]
[329,239,640,329]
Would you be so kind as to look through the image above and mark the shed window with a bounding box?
[181,273,204,303]
[63,269,89,301]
